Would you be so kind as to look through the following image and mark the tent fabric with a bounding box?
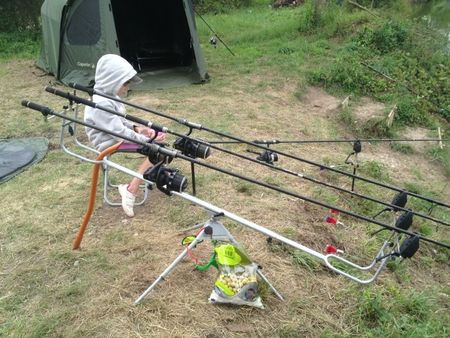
[37,0,208,88]
[0,138,49,184]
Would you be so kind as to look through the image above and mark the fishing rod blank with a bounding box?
[21,100,450,250]
[45,87,450,226]
[193,8,235,56]
[45,87,450,227]
[208,138,449,144]
[45,86,211,160]
[67,82,450,209]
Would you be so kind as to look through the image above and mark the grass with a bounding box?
[0,31,40,59]
[350,286,449,337]
[390,142,414,154]
[1,1,449,337]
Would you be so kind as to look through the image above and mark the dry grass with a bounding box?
[0,58,449,337]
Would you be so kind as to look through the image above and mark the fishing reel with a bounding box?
[257,150,278,165]
[209,36,218,48]
[143,163,188,196]
[137,143,174,165]
[247,148,279,165]
[173,137,211,159]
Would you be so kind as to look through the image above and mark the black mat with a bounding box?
[0,137,49,184]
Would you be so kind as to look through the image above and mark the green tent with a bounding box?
[37,0,209,88]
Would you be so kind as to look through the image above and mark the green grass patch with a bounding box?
[359,160,390,181]
[0,31,40,60]
[390,142,414,154]
[427,146,450,175]
[291,250,322,272]
[351,287,449,337]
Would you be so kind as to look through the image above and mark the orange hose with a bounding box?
[73,142,122,250]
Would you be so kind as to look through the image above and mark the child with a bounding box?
[84,54,165,217]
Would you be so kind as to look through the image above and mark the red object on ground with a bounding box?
[325,244,338,254]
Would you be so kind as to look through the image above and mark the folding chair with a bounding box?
[103,145,149,206]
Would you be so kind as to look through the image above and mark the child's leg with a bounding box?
[128,158,152,195]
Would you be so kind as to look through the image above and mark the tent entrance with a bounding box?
[111,0,194,73]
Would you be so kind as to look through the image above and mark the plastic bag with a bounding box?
[208,243,264,309]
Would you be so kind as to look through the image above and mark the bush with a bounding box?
[395,96,430,126]
[306,11,449,123]
[0,31,40,59]
[353,0,397,8]
[357,21,409,53]
[307,53,390,95]
[0,0,42,33]
[193,0,252,13]
[298,0,322,33]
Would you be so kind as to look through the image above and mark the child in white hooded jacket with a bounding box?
[85,54,165,217]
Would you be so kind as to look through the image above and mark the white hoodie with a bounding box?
[84,54,149,151]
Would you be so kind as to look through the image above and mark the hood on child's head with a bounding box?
[94,54,141,96]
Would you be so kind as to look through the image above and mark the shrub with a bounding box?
[193,0,252,13]
[395,96,430,126]
[308,53,390,95]
[354,0,397,8]
[357,21,409,53]
[0,31,40,59]
[0,0,42,33]
[298,0,322,33]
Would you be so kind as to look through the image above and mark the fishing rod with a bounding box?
[45,87,450,227]
[22,99,450,250]
[193,8,235,56]
[67,83,450,210]
[208,138,449,145]
[23,100,430,292]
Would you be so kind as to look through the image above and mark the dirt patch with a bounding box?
[398,126,441,153]
[301,87,341,118]
[352,97,386,124]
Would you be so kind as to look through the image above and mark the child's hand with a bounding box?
[155,132,166,143]
[137,127,153,137]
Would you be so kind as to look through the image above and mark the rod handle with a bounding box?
[21,100,54,116]
[45,86,95,109]
[69,82,94,96]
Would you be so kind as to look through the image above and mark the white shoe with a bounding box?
[118,184,136,217]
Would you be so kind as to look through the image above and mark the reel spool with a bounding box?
[144,164,188,195]
[173,137,211,159]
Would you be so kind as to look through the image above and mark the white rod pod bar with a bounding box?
[57,123,396,293]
